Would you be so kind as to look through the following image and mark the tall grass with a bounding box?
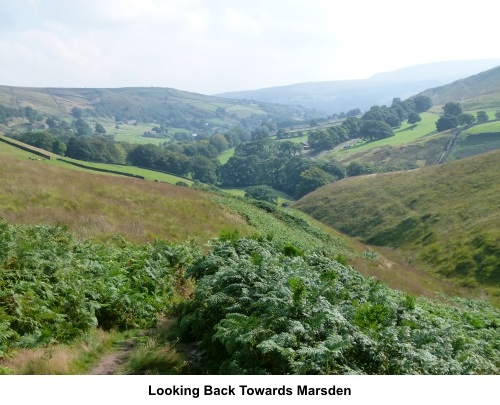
[0,153,242,243]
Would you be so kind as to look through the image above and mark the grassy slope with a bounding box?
[293,150,500,305]
[418,65,500,109]
[0,150,239,244]
[321,112,444,170]
[1,140,480,302]
[0,135,193,184]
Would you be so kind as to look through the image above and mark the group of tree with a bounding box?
[305,95,433,153]
[435,102,490,132]
[220,139,345,198]
[0,105,43,125]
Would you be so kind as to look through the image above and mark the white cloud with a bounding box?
[0,0,499,93]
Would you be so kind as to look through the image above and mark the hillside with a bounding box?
[1,138,499,375]
[0,85,314,134]
[418,65,500,110]
[293,150,500,305]
[216,60,500,114]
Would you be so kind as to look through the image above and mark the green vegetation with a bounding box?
[447,129,500,161]
[293,150,500,306]
[178,237,500,374]
[2,67,500,376]
[0,151,237,244]
[0,219,200,356]
[0,85,316,136]
[463,121,500,135]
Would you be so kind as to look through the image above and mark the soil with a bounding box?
[89,339,136,375]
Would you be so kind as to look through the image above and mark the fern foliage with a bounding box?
[179,237,500,374]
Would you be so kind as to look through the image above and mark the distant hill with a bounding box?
[215,60,500,114]
[0,85,315,133]
[417,65,500,109]
[293,150,500,305]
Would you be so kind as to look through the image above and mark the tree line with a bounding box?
[305,95,433,154]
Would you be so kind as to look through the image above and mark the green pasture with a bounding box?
[217,148,235,164]
[0,136,192,185]
[463,120,500,135]
[331,112,439,157]
[101,122,166,145]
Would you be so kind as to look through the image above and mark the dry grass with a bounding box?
[0,153,247,243]
[3,348,78,374]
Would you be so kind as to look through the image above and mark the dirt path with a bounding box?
[89,339,136,375]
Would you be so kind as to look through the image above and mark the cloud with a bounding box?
[1,0,499,93]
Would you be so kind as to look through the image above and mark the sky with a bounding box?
[1,0,500,94]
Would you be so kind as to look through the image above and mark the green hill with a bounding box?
[293,150,500,305]
[418,65,500,110]
[1,139,499,374]
[0,85,313,135]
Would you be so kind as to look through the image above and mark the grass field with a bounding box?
[0,152,239,244]
[220,187,293,205]
[447,121,500,161]
[217,148,235,164]
[0,135,192,185]
[331,112,439,159]
[463,120,500,135]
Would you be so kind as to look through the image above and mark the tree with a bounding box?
[407,112,422,126]
[127,144,166,168]
[95,122,106,134]
[342,117,361,138]
[190,155,218,184]
[412,95,433,113]
[458,113,476,126]
[73,118,92,136]
[71,107,83,119]
[495,111,500,120]
[295,167,333,198]
[346,161,374,177]
[308,130,333,152]
[277,141,302,157]
[244,185,279,204]
[208,134,229,153]
[45,117,58,128]
[359,120,394,141]
[435,114,458,132]
[250,127,269,141]
[443,102,462,117]
[476,111,489,123]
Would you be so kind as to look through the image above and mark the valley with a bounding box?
[0,62,499,376]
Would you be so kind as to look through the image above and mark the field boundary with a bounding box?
[56,158,145,179]
[0,135,52,159]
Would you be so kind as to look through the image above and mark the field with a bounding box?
[0,135,192,185]
[0,151,238,244]
[1,141,499,375]
[331,112,439,159]
[447,122,500,161]
[217,147,235,164]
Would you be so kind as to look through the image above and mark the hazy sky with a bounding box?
[1,0,499,94]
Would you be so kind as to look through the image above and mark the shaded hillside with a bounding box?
[418,65,500,109]
[293,151,500,304]
[216,60,500,114]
